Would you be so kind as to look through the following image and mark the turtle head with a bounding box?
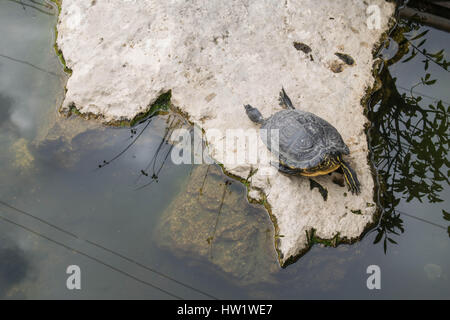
[244,104,264,125]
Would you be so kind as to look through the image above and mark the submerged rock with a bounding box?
[10,138,34,171]
[155,165,279,285]
[32,117,108,169]
[55,0,395,265]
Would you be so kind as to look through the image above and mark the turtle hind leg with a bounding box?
[337,157,361,195]
[279,88,295,110]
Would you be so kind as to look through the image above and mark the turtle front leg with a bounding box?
[270,161,299,175]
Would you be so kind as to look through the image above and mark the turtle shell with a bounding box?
[260,109,349,169]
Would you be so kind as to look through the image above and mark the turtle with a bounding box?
[244,88,361,194]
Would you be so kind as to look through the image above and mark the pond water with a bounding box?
[0,1,448,299]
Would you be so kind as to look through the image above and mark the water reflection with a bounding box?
[0,93,14,127]
[6,0,54,16]
[0,53,59,77]
[368,17,450,251]
[0,237,31,299]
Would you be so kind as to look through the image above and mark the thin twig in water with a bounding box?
[208,180,231,260]
[134,117,180,185]
[134,144,174,191]
[199,165,211,196]
[97,117,153,169]
[0,54,59,77]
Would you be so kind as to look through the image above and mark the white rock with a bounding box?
[55,0,395,265]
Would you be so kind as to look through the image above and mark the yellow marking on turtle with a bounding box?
[280,159,294,170]
[299,162,340,177]
[339,158,358,190]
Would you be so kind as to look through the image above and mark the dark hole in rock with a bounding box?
[293,42,312,54]
[329,61,344,73]
[335,52,355,65]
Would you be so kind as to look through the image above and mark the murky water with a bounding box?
[0,1,448,299]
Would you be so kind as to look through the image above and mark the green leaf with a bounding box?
[374,230,383,244]
[402,50,417,63]
[410,30,429,40]
[387,237,397,244]
[443,210,450,222]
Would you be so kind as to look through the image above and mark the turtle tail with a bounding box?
[336,155,361,195]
